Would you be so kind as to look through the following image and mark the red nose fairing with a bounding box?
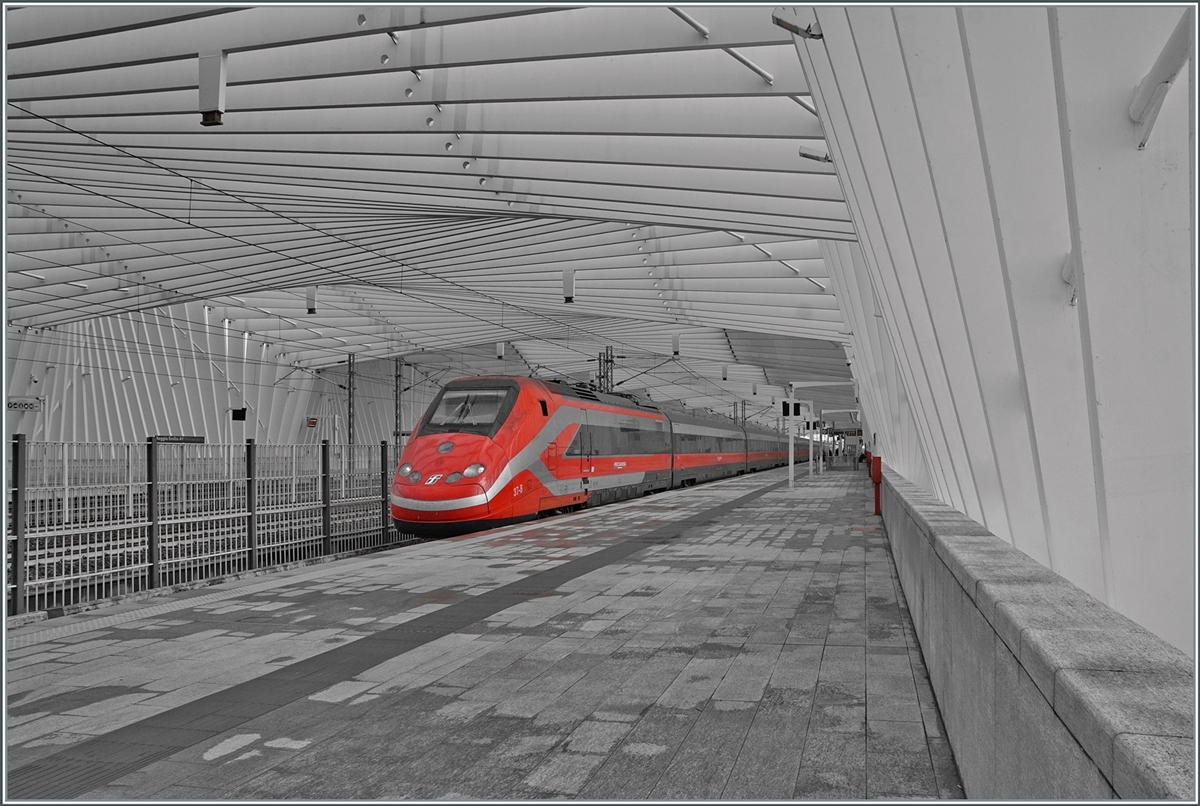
[390,433,525,537]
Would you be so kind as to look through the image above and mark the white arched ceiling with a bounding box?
[6,5,860,432]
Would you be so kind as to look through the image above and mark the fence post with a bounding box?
[246,439,258,571]
[380,440,390,544]
[146,437,159,589]
[11,434,27,615]
[321,439,332,555]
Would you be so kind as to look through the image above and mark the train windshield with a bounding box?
[417,383,518,437]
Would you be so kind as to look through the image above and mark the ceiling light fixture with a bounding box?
[563,268,575,304]
[773,14,823,40]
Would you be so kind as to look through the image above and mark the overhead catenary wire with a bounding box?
[13,295,761,416]
[8,164,665,372]
[6,91,835,413]
[7,126,745,375]
[7,202,816,410]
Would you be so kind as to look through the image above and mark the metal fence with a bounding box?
[7,435,414,616]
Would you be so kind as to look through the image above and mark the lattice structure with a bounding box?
[7,436,417,616]
[15,442,150,610]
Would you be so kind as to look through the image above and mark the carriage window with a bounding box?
[565,425,589,456]
[673,429,744,454]
[566,420,669,456]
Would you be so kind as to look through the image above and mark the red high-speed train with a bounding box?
[390,375,803,537]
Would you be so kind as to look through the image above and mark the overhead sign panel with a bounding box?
[7,397,42,412]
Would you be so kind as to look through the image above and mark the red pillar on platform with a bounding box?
[871,456,882,515]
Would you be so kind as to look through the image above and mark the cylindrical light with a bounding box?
[563,269,575,303]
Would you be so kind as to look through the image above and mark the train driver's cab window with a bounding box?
[431,389,505,424]
[418,385,518,437]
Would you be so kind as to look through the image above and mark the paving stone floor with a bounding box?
[6,467,965,800]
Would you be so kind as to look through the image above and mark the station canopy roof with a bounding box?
[6,4,859,422]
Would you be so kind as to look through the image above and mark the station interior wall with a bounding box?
[793,6,1195,655]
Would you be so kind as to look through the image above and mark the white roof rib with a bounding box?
[6,5,858,421]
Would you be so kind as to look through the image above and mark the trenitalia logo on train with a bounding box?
[390,375,803,537]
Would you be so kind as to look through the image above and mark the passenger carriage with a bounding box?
[390,375,799,537]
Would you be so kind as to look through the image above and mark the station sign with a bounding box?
[154,435,205,444]
[7,397,43,412]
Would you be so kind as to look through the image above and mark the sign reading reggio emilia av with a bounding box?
[7,397,43,412]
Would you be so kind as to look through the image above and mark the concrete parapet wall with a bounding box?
[881,468,1194,799]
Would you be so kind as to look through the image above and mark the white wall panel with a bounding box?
[788,5,1194,654]
[1051,7,1194,652]
[796,7,978,521]
[958,6,1107,600]
[891,7,1048,564]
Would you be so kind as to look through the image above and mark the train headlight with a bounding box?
[463,463,485,478]
[409,471,422,483]
[445,472,463,483]
[397,463,412,477]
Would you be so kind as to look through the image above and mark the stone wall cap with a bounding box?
[1055,667,1194,785]
[881,465,1195,800]
[1113,734,1195,800]
[1021,626,1194,707]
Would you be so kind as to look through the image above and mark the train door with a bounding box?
[668,417,680,488]
[576,409,613,505]
[541,407,588,512]
[547,414,585,479]
[576,408,594,492]
[549,433,581,477]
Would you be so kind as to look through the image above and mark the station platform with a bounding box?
[6,467,964,800]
